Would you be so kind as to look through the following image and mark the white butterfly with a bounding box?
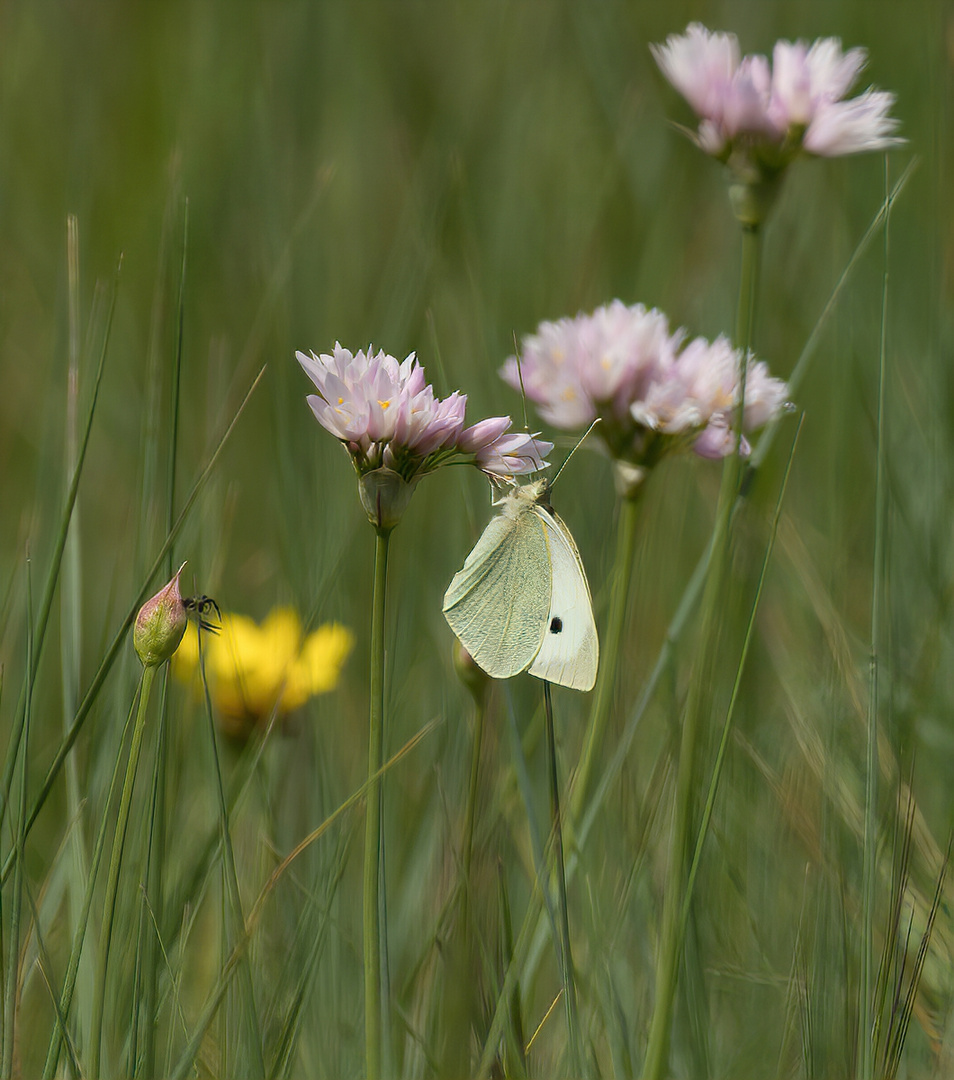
[443,478,599,691]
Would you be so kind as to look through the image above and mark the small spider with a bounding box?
[183,594,222,634]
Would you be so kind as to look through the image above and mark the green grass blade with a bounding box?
[41,688,140,1080]
[137,195,189,1080]
[543,681,583,1077]
[270,828,354,1080]
[2,558,32,1080]
[58,213,94,1057]
[197,630,266,1079]
[0,255,121,831]
[0,364,267,888]
[165,721,438,1080]
[860,159,895,1080]
[680,416,803,939]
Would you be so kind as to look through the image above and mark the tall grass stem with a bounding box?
[139,196,189,1080]
[41,689,140,1080]
[89,663,156,1079]
[198,631,266,1078]
[860,159,893,1080]
[2,561,33,1080]
[544,681,583,1077]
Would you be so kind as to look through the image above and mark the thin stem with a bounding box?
[364,529,390,1080]
[90,663,157,1080]
[41,691,140,1080]
[680,417,803,941]
[861,159,892,1080]
[139,199,189,1079]
[570,492,640,825]
[737,223,760,358]
[3,561,33,1080]
[198,629,265,1079]
[461,695,486,924]
[545,682,583,1077]
[60,217,88,1027]
[443,694,486,1078]
[0,259,119,833]
[642,223,761,1080]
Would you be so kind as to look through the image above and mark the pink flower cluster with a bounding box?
[297,344,551,479]
[651,24,901,162]
[501,300,788,464]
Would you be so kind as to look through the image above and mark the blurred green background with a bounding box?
[0,0,952,1076]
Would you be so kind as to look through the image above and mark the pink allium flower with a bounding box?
[297,344,549,480]
[503,302,788,469]
[473,428,553,476]
[652,24,901,165]
[631,335,789,459]
[501,301,679,431]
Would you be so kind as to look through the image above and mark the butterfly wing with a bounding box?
[443,503,552,679]
[526,505,599,691]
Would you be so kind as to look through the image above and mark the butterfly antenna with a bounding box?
[511,331,531,433]
[550,417,601,489]
[510,331,551,481]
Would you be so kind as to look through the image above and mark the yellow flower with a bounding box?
[174,606,353,736]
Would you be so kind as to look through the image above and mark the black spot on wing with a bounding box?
[550,616,563,634]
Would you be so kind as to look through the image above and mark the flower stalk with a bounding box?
[364,528,390,1080]
[295,341,553,1079]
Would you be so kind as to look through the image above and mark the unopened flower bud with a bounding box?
[135,563,188,667]
[358,467,418,535]
[453,640,489,706]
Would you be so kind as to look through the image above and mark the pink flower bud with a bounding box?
[134,563,188,668]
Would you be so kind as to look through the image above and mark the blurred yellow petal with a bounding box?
[261,608,303,657]
[301,623,355,694]
[173,605,352,731]
[172,623,201,677]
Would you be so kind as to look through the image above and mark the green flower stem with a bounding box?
[137,675,169,1078]
[89,662,157,1080]
[571,491,640,826]
[461,696,485,923]
[642,223,761,1080]
[443,695,485,1079]
[861,163,892,1080]
[736,223,760,354]
[3,570,33,1080]
[364,528,391,1080]
[141,196,188,1080]
[544,681,583,1077]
